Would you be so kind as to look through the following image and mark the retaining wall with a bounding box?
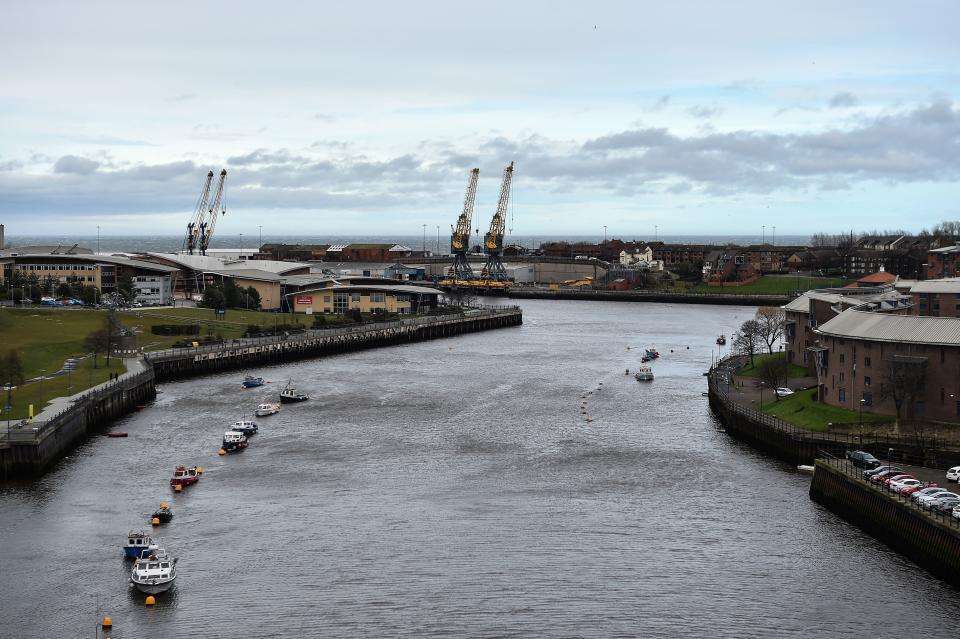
[506,288,791,306]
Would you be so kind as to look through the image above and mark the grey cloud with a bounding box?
[120,161,196,181]
[687,105,723,119]
[643,95,671,112]
[829,92,859,108]
[0,159,23,172]
[54,155,100,175]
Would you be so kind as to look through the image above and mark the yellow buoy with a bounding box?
[102,616,113,628]
[151,517,160,526]
[159,501,168,509]
[145,595,156,606]
[196,467,203,474]
[174,484,182,492]
[218,449,226,456]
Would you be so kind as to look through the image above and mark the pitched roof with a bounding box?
[857,271,897,284]
[817,308,960,345]
[909,278,960,294]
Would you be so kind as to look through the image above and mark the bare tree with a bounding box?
[733,319,762,366]
[84,328,109,369]
[757,356,788,399]
[754,306,785,354]
[878,355,927,421]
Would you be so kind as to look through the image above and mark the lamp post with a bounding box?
[259,225,262,248]
[96,225,100,254]
[859,397,865,445]
[39,369,45,412]
[422,224,427,255]
[603,225,607,243]
[888,447,893,472]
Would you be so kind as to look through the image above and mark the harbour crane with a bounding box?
[482,161,513,281]
[450,168,480,279]
[198,169,227,256]
[184,170,214,255]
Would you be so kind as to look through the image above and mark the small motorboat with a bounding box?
[222,430,248,453]
[230,419,259,436]
[130,547,178,594]
[634,366,654,381]
[279,380,309,403]
[152,503,173,524]
[644,348,660,359]
[242,375,264,388]
[255,403,280,417]
[716,334,727,346]
[123,531,156,559]
[169,465,201,488]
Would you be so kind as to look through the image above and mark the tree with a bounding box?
[732,319,762,366]
[201,286,226,310]
[0,349,25,417]
[243,286,261,310]
[79,285,99,306]
[756,357,788,399]
[56,282,73,298]
[118,275,136,303]
[879,355,927,421]
[754,306,785,354]
[84,328,109,368]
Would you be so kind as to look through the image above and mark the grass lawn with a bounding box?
[759,388,891,432]
[736,352,809,379]
[2,356,126,420]
[690,276,849,295]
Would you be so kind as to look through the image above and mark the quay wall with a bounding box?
[505,288,790,306]
[809,460,960,587]
[147,308,522,382]
[0,369,156,479]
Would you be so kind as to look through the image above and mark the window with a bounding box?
[864,356,871,368]
[840,372,844,383]
[839,353,844,363]
[351,293,360,302]
[333,293,349,314]
[862,392,872,407]
[839,388,846,402]
[370,292,385,303]
[864,376,871,387]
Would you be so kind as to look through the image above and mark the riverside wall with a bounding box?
[0,368,156,479]
[505,288,791,306]
[810,459,960,587]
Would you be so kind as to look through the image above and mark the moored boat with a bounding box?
[242,375,264,388]
[123,531,156,559]
[254,403,280,417]
[634,366,654,381]
[231,419,259,436]
[152,503,173,524]
[716,334,727,345]
[222,430,248,452]
[169,465,201,487]
[279,380,309,403]
[644,348,660,359]
[130,547,178,594]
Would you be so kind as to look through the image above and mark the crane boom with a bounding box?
[450,168,480,279]
[184,171,214,255]
[482,162,513,281]
[199,169,227,256]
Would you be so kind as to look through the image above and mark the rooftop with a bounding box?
[909,278,960,294]
[817,308,960,346]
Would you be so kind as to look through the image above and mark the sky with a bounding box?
[1,1,959,239]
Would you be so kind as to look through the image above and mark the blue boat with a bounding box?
[124,530,156,559]
[242,375,264,388]
[644,348,660,360]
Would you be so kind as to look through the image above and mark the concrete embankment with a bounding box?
[0,362,156,479]
[0,308,521,478]
[505,288,791,306]
[810,459,960,587]
[146,307,522,382]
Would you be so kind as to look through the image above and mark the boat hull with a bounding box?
[124,546,151,559]
[132,578,175,594]
[222,441,248,452]
[279,395,308,404]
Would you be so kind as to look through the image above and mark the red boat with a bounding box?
[169,465,201,487]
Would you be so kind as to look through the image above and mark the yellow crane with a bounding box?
[482,161,513,281]
[450,168,479,279]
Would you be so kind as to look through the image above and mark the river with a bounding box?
[1,299,957,638]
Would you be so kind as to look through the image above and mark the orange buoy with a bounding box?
[174,484,182,492]
[218,449,226,456]
[102,616,113,628]
[151,517,160,526]
[145,595,156,606]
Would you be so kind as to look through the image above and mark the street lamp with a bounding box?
[422,224,427,255]
[39,369,45,413]
[436,225,440,255]
[603,225,607,243]
[859,397,865,445]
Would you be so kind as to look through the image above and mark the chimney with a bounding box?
[0,224,4,250]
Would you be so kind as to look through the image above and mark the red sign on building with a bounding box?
[295,295,313,305]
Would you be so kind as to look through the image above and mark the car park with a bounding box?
[864,465,902,480]
[846,450,880,469]
[918,491,960,508]
[912,487,949,503]
[947,466,960,482]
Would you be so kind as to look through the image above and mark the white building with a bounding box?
[619,247,663,271]
[134,274,172,305]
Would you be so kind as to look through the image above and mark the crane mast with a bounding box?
[199,169,227,256]
[450,168,480,279]
[184,171,214,255]
[482,161,513,281]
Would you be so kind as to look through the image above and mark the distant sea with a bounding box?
[4,234,813,254]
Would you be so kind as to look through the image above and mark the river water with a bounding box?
[1,300,957,638]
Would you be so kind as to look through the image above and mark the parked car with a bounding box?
[901,483,936,497]
[881,474,914,487]
[864,465,902,480]
[947,466,960,482]
[930,498,960,515]
[953,505,960,521]
[919,491,960,509]
[846,450,880,469]
[775,387,794,398]
[891,478,923,493]
[912,487,950,503]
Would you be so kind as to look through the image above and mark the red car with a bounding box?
[901,483,937,497]
[882,473,914,487]
[870,469,904,484]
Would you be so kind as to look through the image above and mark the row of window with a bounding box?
[17,264,100,271]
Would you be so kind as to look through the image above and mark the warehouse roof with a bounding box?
[909,278,960,294]
[3,253,179,273]
[140,252,309,274]
[816,308,960,345]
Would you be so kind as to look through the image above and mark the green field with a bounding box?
[736,352,809,379]
[758,388,890,432]
[690,276,849,295]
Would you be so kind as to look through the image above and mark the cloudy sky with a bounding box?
[1,1,958,238]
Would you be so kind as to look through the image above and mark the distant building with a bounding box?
[286,278,441,315]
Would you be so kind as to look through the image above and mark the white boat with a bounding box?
[130,547,177,594]
[634,366,654,381]
[255,403,280,417]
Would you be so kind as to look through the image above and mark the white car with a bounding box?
[890,478,923,493]
[918,491,960,508]
[775,387,794,398]
[913,487,950,503]
[947,466,960,482]
[953,505,960,520]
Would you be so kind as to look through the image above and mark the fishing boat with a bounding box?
[222,431,248,452]
[152,503,173,524]
[644,348,660,359]
[242,375,264,388]
[130,547,178,594]
[169,465,201,488]
[123,531,156,559]
[230,419,259,436]
[279,381,309,403]
[634,366,654,381]
[716,334,727,345]
[255,403,280,417]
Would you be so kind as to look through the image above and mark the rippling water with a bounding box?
[1,300,957,638]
